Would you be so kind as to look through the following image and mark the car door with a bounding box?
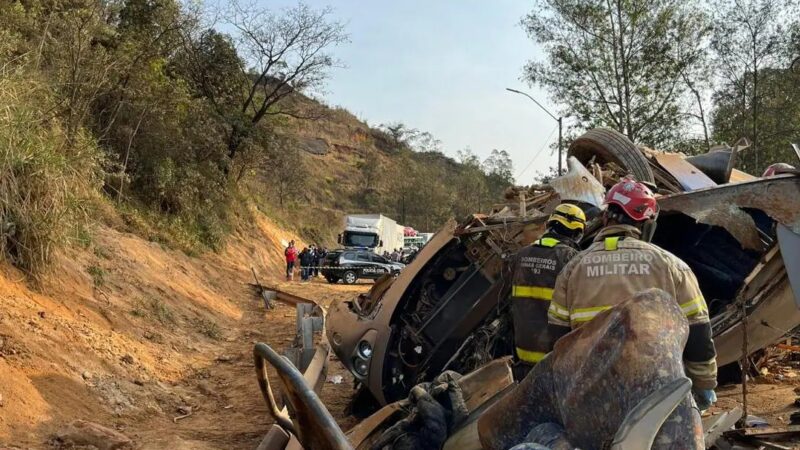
[354,252,377,279]
[369,253,393,275]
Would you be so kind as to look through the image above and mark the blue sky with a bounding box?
[262,1,560,182]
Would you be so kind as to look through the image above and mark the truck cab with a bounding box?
[340,229,380,249]
[339,214,404,255]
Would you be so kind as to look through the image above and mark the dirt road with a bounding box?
[0,214,366,450]
[124,278,366,450]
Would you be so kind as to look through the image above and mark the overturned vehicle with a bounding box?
[255,128,800,448]
[327,129,800,405]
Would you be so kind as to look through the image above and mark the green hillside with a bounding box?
[0,0,511,273]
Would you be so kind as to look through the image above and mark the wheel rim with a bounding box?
[346,272,355,283]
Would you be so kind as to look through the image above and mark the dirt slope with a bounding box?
[0,209,363,449]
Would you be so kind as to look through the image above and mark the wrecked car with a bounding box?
[255,290,708,449]
[326,128,800,405]
[253,128,800,449]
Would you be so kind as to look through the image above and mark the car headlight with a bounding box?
[358,340,373,359]
[353,357,369,377]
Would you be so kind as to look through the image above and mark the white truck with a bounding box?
[339,214,405,255]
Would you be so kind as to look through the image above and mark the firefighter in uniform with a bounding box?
[548,177,718,410]
[509,202,585,378]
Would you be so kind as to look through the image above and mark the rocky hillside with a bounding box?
[248,96,513,246]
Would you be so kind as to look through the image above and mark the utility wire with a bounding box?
[515,124,558,181]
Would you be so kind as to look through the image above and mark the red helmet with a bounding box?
[604,177,659,222]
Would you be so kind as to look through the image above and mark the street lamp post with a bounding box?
[506,88,563,175]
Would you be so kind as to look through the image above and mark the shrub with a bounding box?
[86,265,106,287]
[195,317,221,340]
[130,297,175,324]
[0,67,103,273]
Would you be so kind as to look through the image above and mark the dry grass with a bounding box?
[0,65,102,273]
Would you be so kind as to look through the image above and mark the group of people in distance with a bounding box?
[283,240,327,282]
[383,248,404,262]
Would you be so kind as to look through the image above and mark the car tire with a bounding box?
[342,270,358,285]
[567,128,655,183]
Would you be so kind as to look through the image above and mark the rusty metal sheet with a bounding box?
[457,357,514,413]
[260,288,316,306]
[778,224,800,308]
[256,425,290,450]
[702,407,742,448]
[549,156,606,207]
[655,153,717,191]
[442,421,481,450]
[345,403,405,447]
[326,220,457,406]
[714,278,800,366]
[726,424,800,437]
[658,175,800,250]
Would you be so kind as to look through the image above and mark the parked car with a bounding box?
[322,249,405,285]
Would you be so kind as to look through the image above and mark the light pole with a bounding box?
[506,88,563,175]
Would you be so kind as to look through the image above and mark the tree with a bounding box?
[410,131,443,153]
[483,149,514,182]
[792,22,800,68]
[710,0,796,171]
[356,150,382,192]
[457,147,482,168]
[452,148,489,217]
[387,150,417,224]
[681,59,713,151]
[483,149,514,202]
[532,166,560,185]
[263,135,306,207]
[378,122,418,148]
[712,67,800,169]
[377,123,443,153]
[182,2,347,174]
[521,0,710,148]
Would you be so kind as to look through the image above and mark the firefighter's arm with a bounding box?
[547,262,573,347]
[676,266,718,390]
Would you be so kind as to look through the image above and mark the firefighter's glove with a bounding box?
[694,388,717,412]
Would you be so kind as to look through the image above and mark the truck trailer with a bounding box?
[339,214,404,255]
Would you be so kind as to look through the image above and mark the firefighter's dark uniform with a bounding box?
[510,234,579,367]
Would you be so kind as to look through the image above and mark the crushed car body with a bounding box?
[326,128,800,405]
[254,290,728,449]
[254,128,800,449]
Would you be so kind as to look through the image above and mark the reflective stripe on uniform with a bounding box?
[512,285,554,300]
[535,237,560,248]
[604,236,620,251]
[571,305,613,322]
[516,347,547,363]
[548,301,570,320]
[680,296,708,317]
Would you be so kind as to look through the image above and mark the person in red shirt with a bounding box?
[284,240,298,281]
